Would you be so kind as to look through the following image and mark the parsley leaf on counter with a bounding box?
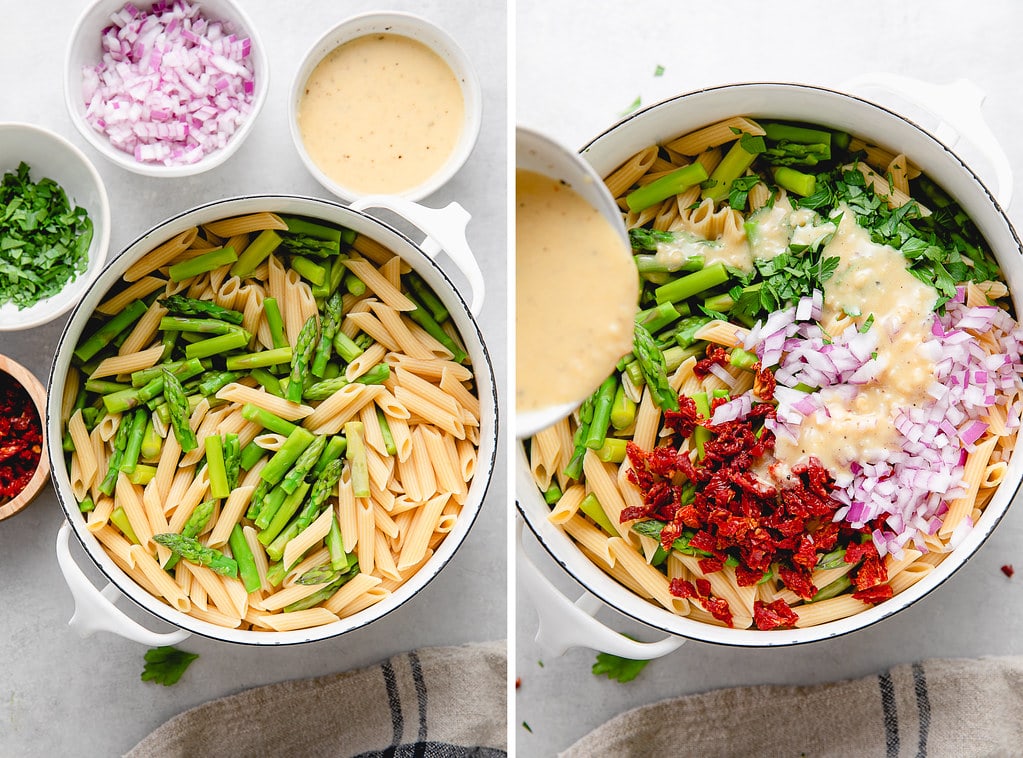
[592,650,650,683]
[0,161,92,309]
[141,646,199,686]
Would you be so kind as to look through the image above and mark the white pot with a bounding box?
[49,194,498,646]
[518,79,1023,657]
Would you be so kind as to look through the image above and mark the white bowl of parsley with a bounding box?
[0,122,110,330]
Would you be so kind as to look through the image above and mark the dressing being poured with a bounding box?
[516,169,637,414]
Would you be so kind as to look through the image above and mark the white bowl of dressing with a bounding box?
[289,12,482,203]
[516,127,635,438]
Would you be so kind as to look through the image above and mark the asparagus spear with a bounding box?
[332,330,363,363]
[98,412,133,495]
[267,461,343,561]
[164,499,216,571]
[241,403,298,436]
[229,524,262,594]
[110,506,140,544]
[230,230,282,279]
[163,368,198,452]
[223,433,240,489]
[610,384,636,431]
[326,513,347,571]
[158,316,243,335]
[287,315,319,403]
[131,358,207,387]
[303,364,390,401]
[584,376,618,450]
[563,394,596,481]
[74,300,148,362]
[118,408,149,475]
[311,292,342,379]
[283,570,360,612]
[205,435,230,499]
[296,563,344,586]
[633,322,679,411]
[102,376,164,414]
[197,370,242,397]
[159,295,244,325]
[280,434,327,495]
[153,533,238,577]
[262,298,288,350]
[258,482,311,546]
[168,246,238,282]
[405,271,448,322]
[260,427,316,486]
[184,330,251,361]
[225,347,292,371]
[310,436,348,479]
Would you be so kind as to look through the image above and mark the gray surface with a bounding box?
[0,2,506,756]
[515,1,1023,755]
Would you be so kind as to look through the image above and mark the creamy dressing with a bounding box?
[653,231,721,271]
[775,211,938,477]
[516,169,637,413]
[297,34,464,194]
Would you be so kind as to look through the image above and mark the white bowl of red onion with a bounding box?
[63,0,268,178]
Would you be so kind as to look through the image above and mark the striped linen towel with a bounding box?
[561,656,1023,757]
[126,640,506,758]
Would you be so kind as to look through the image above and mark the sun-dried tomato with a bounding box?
[1002,564,1015,578]
[619,392,885,619]
[753,599,800,630]
[852,583,894,604]
[669,578,697,599]
[854,551,888,591]
[698,556,725,575]
[753,362,777,401]
[668,576,734,627]
[664,395,699,437]
[778,565,817,601]
[0,372,42,501]
[694,344,729,378]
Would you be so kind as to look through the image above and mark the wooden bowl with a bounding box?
[0,355,49,521]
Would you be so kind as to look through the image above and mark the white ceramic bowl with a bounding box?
[64,0,269,178]
[289,11,482,203]
[519,82,1023,652]
[49,194,497,646]
[0,122,110,331]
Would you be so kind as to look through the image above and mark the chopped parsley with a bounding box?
[729,249,840,322]
[728,175,762,212]
[799,165,998,308]
[621,96,642,116]
[0,161,93,309]
[654,64,665,77]
[141,646,199,686]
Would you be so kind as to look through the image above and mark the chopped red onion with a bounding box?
[81,0,256,167]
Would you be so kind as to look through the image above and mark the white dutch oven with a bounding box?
[49,193,497,646]
[518,78,1023,658]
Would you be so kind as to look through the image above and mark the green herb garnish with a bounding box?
[141,646,199,686]
[593,649,651,683]
[0,161,92,309]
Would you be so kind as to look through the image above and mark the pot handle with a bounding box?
[842,74,1013,209]
[56,522,191,646]
[349,195,485,317]
[517,520,684,660]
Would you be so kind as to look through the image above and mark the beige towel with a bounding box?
[127,640,507,758]
[562,656,1023,757]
